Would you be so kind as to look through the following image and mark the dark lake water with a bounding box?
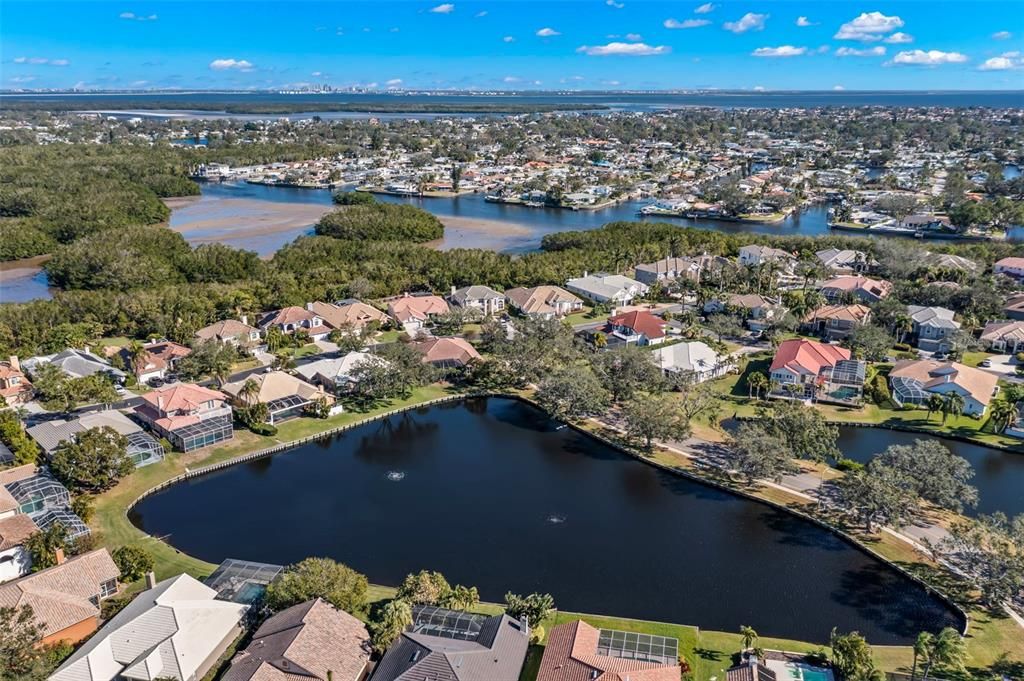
[836,427,1024,518]
[129,397,962,644]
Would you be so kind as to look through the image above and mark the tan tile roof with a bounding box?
[308,301,388,330]
[261,306,318,328]
[0,549,119,637]
[505,286,582,316]
[387,295,449,323]
[222,371,331,405]
[820,275,893,299]
[139,383,227,414]
[413,337,482,366]
[195,319,259,342]
[0,513,39,551]
[802,304,871,324]
[889,360,999,406]
[981,320,1024,342]
[537,620,681,681]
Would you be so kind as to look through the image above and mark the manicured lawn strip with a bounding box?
[563,306,598,327]
[960,351,996,368]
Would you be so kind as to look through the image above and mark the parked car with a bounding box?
[148,377,164,388]
[164,373,179,383]
[114,384,127,396]
[979,359,992,367]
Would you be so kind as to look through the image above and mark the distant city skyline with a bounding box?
[3,1,1022,91]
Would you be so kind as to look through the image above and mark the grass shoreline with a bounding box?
[92,388,1022,679]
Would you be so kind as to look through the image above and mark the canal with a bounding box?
[129,397,963,645]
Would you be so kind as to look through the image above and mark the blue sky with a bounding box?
[2,1,1022,91]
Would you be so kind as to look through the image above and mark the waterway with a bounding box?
[128,397,963,645]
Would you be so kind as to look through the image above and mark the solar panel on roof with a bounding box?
[596,628,678,666]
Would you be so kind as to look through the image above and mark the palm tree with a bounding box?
[989,398,1017,433]
[920,628,967,680]
[740,625,758,652]
[911,632,933,681]
[941,393,966,424]
[239,378,260,407]
[747,372,768,400]
[127,340,147,378]
[892,314,913,344]
[925,394,944,421]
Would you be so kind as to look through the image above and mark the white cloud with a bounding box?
[883,32,913,44]
[311,71,323,77]
[503,76,521,83]
[577,41,671,56]
[9,76,36,83]
[429,3,455,13]
[795,16,816,27]
[119,11,135,18]
[625,33,643,41]
[992,31,1013,40]
[502,35,515,42]
[13,56,69,66]
[724,13,768,34]
[833,85,845,90]
[119,11,157,21]
[131,80,149,87]
[979,51,1023,70]
[888,49,968,66]
[475,10,487,17]
[386,78,403,85]
[695,3,715,14]
[752,45,806,57]
[753,85,766,92]
[664,18,710,29]
[209,58,255,71]
[834,12,903,41]
[536,27,561,37]
[606,0,625,8]
[836,46,886,57]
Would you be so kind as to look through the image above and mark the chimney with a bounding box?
[240,314,248,326]
[306,302,314,311]
[451,285,457,295]
[54,547,66,565]
[144,571,157,589]
[7,356,19,372]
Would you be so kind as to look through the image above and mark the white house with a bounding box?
[651,341,731,383]
[565,273,649,306]
[738,245,795,269]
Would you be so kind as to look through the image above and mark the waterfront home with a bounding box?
[222,371,334,424]
[23,348,126,382]
[0,513,38,582]
[295,352,388,393]
[449,285,506,317]
[412,337,481,368]
[387,293,450,333]
[1002,293,1024,321]
[566,273,650,306]
[634,255,729,286]
[801,304,872,341]
[372,604,529,681]
[889,360,998,416]
[194,318,262,348]
[738,244,795,270]
[536,620,681,681]
[222,598,371,681]
[907,305,960,352]
[605,310,667,346]
[505,285,583,319]
[0,356,33,406]
[1,464,89,539]
[818,275,893,304]
[49,572,248,681]
[994,257,1024,280]
[0,548,119,646]
[116,339,191,383]
[28,409,164,468]
[136,383,234,452]
[652,340,731,383]
[705,294,782,332]
[980,320,1024,353]
[258,306,331,341]
[898,214,952,231]
[726,655,778,681]
[815,248,871,275]
[769,338,865,404]
[310,300,390,333]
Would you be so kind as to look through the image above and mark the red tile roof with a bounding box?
[537,621,681,681]
[607,310,666,339]
[770,338,850,376]
[139,382,227,415]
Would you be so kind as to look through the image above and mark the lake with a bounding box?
[836,426,1024,518]
[129,397,962,645]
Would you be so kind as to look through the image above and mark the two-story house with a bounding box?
[505,286,583,319]
[136,383,235,452]
[387,294,450,333]
[801,304,872,341]
[907,305,960,352]
[194,318,263,348]
[0,356,32,406]
[605,310,667,346]
[258,306,331,341]
[819,275,893,304]
[449,285,506,317]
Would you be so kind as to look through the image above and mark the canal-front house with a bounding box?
[801,304,871,341]
[505,285,583,319]
[49,572,248,681]
[295,352,390,394]
[412,337,482,369]
[889,360,999,417]
[0,548,119,646]
[221,598,371,681]
[136,383,235,452]
[994,256,1024,280]
[28,409,164,468]
[769,338,866,404]
[222,371,335,424]
[372,604,530,681]
[652,340,731,383]
[907,305,960,352]
[537,620,682,681]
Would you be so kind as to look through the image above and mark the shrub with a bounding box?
[112,545,155,582]
[1015,351,1024,363]
[250,423,278,436]
[332,190,377,205]
[868,374,891,405]
[835,458,864,473]
[315,202,443,242]
[893,342,912,352]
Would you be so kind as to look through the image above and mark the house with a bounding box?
[259,306,331,341]
[295,352,388,393]
[412,337,481,368]
[49,572,248,681]
[651,341,731,383]
[705,294,782,332]
[980,320,1024,353]
[136,383,234,452]
[889,360,998,416]
[605,310,667,346]
[387,294,450,333]
[0,356,33,406]
[924,252,978,275]
[1,464,90,539]
[738,244,795,270]
[819,275,893,304]
[117,340,192,383]
[222,599,371,681]
[994,257,1024,280]
[801,304,872,341]
[0,548,119,646]
[815,248,870,275]
[0,513,38,582]
[536,619,681,681]
[28,409,164,468]
[565,273,649,306]
[899,214,952,231]
[449,285,506,317]
[194,319,262,348]
[1002,293,1024,321]
[24,348,126,382]
[505,286,583,319]
[222,371,334,424]
[726,655,778,681]
[633,255,729,285]
[371,604,529,681]
[907,305,960,352]
[309,300,389,333]
[769,338,865,404]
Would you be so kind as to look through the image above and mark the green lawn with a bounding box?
[563,306,599,326]
[960,351,996,368]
